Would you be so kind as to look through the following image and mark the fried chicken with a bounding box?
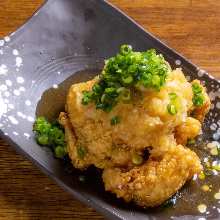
[59,68,210,207]
[102,145,202,207]
[63,69,195,167]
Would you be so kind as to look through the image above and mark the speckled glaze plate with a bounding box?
[0,0,220,219]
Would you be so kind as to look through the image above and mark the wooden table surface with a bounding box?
[0,0,219,219]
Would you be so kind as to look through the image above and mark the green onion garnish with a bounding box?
[169,92,178,101]
[167,92,179,115]
[111,116,121,125]
[132,153,144,165]
[77,145,87,159]
[167,104,177,115]
[187,138,196,145]
[55,146,67,159]
[37,134,49,146]
[122,75,133,85]
[82,45,170,112]
[33,117,67,159]
[192,82,205,107]
[117,87,131,102]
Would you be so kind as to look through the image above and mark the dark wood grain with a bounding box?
[0,0,219,219]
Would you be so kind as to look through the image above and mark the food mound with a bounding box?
[58,45,210,207]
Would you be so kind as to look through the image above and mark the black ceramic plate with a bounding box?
[0,0,220,219]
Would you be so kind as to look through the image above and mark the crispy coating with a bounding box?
[102,145,202,207]
[59,111,135,169]
[175,117,201,145]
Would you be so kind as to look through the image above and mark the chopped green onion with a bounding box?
[82,91,93,105]
[187,138,196,145]
[151,75,161,90]
[120,45,132,55]
[55,146,67,159]
[167,104,177,115]
[104,87,118,98]
[101,94,107,103]
[33,117,67,159]
[122,75,133,85]
[198,171,206,180]
[167,92,179,115]
[92,84,103,94]
[111,116,121,125]
[193,94,204,107]
[50,127,65,146]
[192,82,205,107]
[192,83,203,94]
[77,145,87,159]
[82,45,170,112]
[132,153,144,165]
[37,134,49,146]
[117,87,131,102]
[33,117,51,134]
[169,92,178,101]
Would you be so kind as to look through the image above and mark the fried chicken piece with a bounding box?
[102,145,202,207]
[63,69,196,169]
[62,69,210,169]
[58,68,209,207]
[175,117,201,145]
